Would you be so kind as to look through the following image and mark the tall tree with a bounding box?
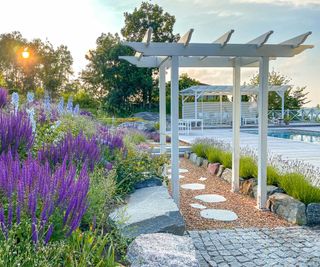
[81,33,153,114]
[249,70,310,109]
[0,32,73,95]
[121,2,178,108]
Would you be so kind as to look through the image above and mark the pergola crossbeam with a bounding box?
[135,27,153,60]
[200,29,234,60]
[248,31,274,48]
[124,42,313,57]
[281,31,312,48]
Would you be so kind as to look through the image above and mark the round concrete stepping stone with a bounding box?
[181,183,205,190]
[199,177,207,181]
[190,203,207,209]
[167,174,185,179]
[200,209,238,221]
[168,168,189,173]
[195,194,226,203]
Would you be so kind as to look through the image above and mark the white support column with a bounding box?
[232,60,241,192]
[281,91,285,119]
[159,65,166,154]
[195,91,198,119]
[170,56,180,206]
[220,94,223,124]
[257,57,269,209]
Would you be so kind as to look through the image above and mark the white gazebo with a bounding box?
[180,85,290,126]
[120,28,313,209]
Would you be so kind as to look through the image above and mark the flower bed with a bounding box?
[0,88,167,265]
[187,138,320,225]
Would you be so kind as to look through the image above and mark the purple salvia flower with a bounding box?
[44,224,54,244]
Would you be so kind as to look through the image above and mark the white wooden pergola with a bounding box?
[180,85,290,123]
[120,28,313,209]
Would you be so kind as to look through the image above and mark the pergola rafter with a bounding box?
[120,28,313,209]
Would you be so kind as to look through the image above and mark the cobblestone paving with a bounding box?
[188,227,320,267]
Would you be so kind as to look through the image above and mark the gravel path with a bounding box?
[189,227,320,267]
[176,158,291,230]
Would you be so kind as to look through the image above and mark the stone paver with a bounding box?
[188,227,320,267]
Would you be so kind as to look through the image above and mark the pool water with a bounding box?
[242,129,320,144]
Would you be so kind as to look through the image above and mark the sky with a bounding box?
[0,0,319,106]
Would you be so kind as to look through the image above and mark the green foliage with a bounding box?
[249,70,310,109]
[62,89,99,109]
[97,115,143,126]
[219,151,232,169]
[0,31,73,95]
[59,113,97,137]
[267,166,282,186]
[278,173,320,204]
[206,147,221,163]
[114,150,168,196]
[82,166,117,229]
[0,220,119,267]
[123,131,146,146]
[239,156,257,179]
[191,143,208,158]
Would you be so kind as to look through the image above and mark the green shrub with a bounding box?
[123,131,146,146]
[191,143,208,158]
[0,220,119,267]
[97,116,143,126]
[206,147,221,163]
[239,156,258,179]
[267,166,281,186]
[277,172,320,204]
[82,166,117,229]
[59,113,97,137]
[220,151,232,168]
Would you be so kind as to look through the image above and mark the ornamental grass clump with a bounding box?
[0,151,90,244]
[38,132,101,171]
[239,156,258,179]
[0,88,8,108]
[0,111,34,157]
[277,172,320,204]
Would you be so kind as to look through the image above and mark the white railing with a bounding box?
[268,108,320,122]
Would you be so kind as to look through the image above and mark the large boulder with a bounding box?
[217,165,225,177]
[267,193,307,225]
[221,168,232,183]
[134,177,162,190]
[109,186,185,238]
[118,121,155,132]
[127,233,199,267]
[189,153,198,164]
[195,156,203,167]
[306,203,320,225]
[240,178,257,196]
[207,163,220,175]
[252,185,284,198]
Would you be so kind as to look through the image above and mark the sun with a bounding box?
[22,49,30,59]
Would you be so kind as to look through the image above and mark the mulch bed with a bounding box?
[169,158,291,230]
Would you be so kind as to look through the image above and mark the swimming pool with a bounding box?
[242,129,320,144]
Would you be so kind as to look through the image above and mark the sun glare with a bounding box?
[22,49,30,59]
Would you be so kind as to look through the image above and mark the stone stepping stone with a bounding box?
[200,209,238,221]
[195,194,226,203]
[181,183,205,190]
[167,174,185,179]
[168,168,189,173]
[190,203,207,209]
[199,177,207,181]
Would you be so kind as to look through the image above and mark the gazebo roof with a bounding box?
[180,85,290,96]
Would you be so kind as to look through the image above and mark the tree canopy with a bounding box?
[0,31,73,96]
[82,2,177,115]
[249,70,310,110]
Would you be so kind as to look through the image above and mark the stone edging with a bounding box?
[185,152,320,226]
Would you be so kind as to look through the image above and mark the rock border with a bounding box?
[185,152,319,226]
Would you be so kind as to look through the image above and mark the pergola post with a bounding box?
[159,65,166,154]
[194,91,198,119]
[257,56,269,209]
[281,91,285,119]
[170,56,180,206]
[232,60,241,192]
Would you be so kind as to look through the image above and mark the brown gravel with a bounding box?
[169,158,291,230]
